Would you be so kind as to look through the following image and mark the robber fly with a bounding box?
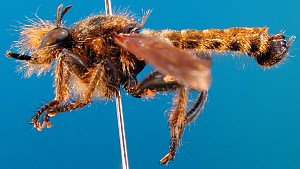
[6,4,294,164]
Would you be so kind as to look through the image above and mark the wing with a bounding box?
[114,33,211,91]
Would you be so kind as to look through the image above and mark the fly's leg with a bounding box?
[160,86,188,164]
[159,90,208,164]
[6,51,70,130]
[30,100,60,131]
[40,54,115,128]
[30,49,92,131]
[127,49,211,98]
[42,63,101,126]
[127,71,180,98]
[41,99,90,129]
[37,62,101,130]
[30,54,71,130]
[127,71,209,164]
[185,91,208,123]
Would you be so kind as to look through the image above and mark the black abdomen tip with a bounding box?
[256,34,294,67]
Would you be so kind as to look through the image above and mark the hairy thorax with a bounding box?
[67,15,145,98]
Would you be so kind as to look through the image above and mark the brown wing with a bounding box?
[114,33,211,91]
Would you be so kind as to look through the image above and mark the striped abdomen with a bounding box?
[142,27,294,67]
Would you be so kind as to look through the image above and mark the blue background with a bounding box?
[1,0,300,169]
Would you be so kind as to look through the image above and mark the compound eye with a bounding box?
[40,28,70,48]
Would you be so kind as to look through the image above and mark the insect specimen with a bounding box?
[6,4,294,164]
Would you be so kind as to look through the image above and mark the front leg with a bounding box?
[30,53,71,130]
[40,99,90,129]
[30,100,60,131]
[34,61,102,131]
[29,49,90,130]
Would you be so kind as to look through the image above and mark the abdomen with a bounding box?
[142,28,293,67]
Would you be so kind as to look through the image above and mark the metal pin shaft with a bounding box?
[104,0,112,15]
[104,1,129,168]
[115,89,130,169]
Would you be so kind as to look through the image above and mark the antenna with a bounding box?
[104,1,130,169]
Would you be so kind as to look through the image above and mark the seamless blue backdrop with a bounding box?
[1,0,300,169]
